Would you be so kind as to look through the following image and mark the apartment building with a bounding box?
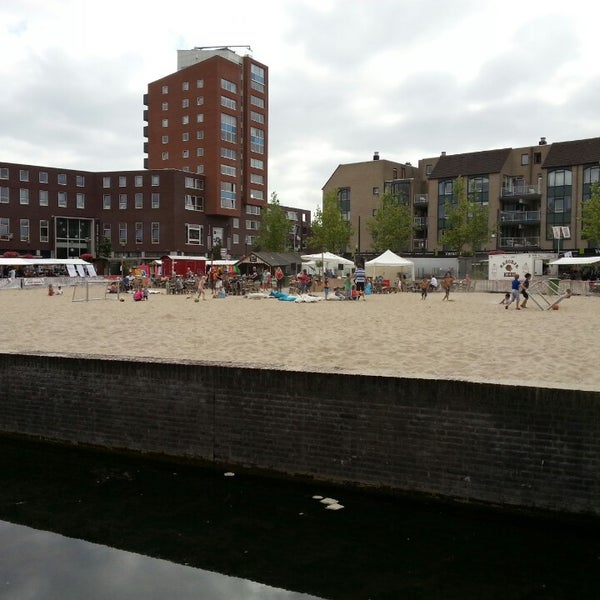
[144,47,270,256]
[323,137,600,256]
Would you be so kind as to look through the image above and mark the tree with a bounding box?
[441,176,490,255]
[581,182,600,245]
[254,192,291,252]
[366,192,413,253]
[98,236,112,259]
[308,189,353,253]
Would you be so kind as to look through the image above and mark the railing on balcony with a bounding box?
[500,210,541,223]
[413,216,428,228]
[413,193,429,205]
[413,239,427,250]
[500,236,540,248]
[501,183,541,197]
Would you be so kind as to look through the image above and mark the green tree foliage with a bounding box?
[366,192,413,253]
[581,182,600,244]
[308,189,353,253]
[441,176,490,255]
[254,192,291,252]
[98,236,112,258]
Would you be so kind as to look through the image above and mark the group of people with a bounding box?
[501,273,532,310]
[419,272,455,301]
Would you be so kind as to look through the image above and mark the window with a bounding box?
[221,114,237,143]
[182,149,189,159]
[583,165,600,201]
[57,173,67,185]
[196,148,204,157]
[521,153,529,166]
[20,169,29,182]
[119,223,127,245]
[196,113,204,123]
[182,132,189,141]
[196,130,204,140]
[221,147,237,160]
[185,195,204,211]
[162,102,168,111]
[186,223,203,245]
[103,194,111,209]
[196,96,204,105]
[250,110,264,123]
[20,219,29,241]
[40,220,49,242]
[76,175,85,187]
[250,64,265,93]
[20,188,29,205]
[0,167,8,179]
[426,164,433,175]
[162,119,169,127]
[102,176,111,188]
[232,218,239,228]
[196,165,204,174]
[135,222,143,244]
[102,224,111,241]
[251,95,264,108]
[135,175,143,187]
[151,222,159,243]
[250,127,264,154]
[184,177,203,190]
[161,85,168,94]
[182,115,189,125]
[246,205,260,215]
[245,219,260,230]
[287,211,298,221]
[338,187,351,221]
[162,151,169,160]
[546,169,572,231]
[221,95,237,110]
[221,164,236,177]
[437,179,455,229]
[182,98,189,108]
[467,176,489,205]
[0,187,9,203]
[119,176,126,187]
[534,152,542,164]
[58,191,67,207]
[220,182,236,209]
[250,189,264,200]
[182,81,189,91]
[245,234,256,245]
[76,193,85,209]
[373,187,380,196]
[233,233,239,244]
[251,174,264,184]
[39,190,48,206]
[151,174,160,186]
[196,79,203,88]
[151,192,160,208]
[251,158,263,169]
[162,135,169,144]
[221,78,237,93]
[135,193,143,209]
[0,217,9,236]
[39,171,48,183]
[119,194,127,209]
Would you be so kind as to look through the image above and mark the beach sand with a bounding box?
[1,286,597,392]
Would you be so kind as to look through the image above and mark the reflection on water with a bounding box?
[0,435,599,599]
[1,520,321,600]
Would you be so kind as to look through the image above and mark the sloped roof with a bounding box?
[543,137,600,168]
[429,148,512,179]
[239,251,302,267]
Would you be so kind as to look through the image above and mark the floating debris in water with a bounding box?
[320,497,338,505]
[312,495,323,500]
[223,472,235,477]
[325,503,344,511]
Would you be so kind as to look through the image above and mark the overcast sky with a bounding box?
[1,0,599,213]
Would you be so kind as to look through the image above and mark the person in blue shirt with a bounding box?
[506,273,521,310]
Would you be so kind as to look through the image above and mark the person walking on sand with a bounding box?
[520,273,532,308]
[197,273,207,300]
[506,273,521,310]
[441,272,454,301]
[420,276,430,300]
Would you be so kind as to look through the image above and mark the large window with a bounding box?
[338,187,351,221]
[186,223,203,245]
[251,95,264,108]
[221,114,237,143]
[103,194,111,209]
[221,147,236,160]
[185,195,204,211]
[20,219,30,241]
[221,96,237,110]
[76,193,85,209]
[250,111,264,123]
[438,179,455,229]
[250,64,265,93]
[546,169,572,234]
[467,175,489,205]
[39,190,48,206]
[221,164,236,177]
[583,165,600,201]
[135,222,143,244]
[0,187,9,203]
[20,189,29,205]
[221,79,237,94]
[151,193,160,208]
[40,220,49,242]
[220,182,236,209]
[58,191,67,208]
[119,194,127,209]
[135,193,143,209]
[250,127,264,154]
[151,222,160,244]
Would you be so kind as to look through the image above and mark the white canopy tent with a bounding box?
[301,252,355,276]
[549,256,600,266]
[365,249,415,282]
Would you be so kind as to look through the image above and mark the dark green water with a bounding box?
[0,435,598,599]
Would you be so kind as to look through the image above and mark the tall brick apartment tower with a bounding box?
[143,47,268,256]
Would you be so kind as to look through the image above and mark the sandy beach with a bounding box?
[1,286,598,392]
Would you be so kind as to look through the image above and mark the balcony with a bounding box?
[500,236,540,249]
[413,194,429,206]
[413,216,428,228]
[501,183,541,198]
[413,239,427,251]
[500,210,541,224]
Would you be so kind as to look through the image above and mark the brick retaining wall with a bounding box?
[0,352,598,516]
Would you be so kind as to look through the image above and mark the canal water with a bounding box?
[0,435,598,599]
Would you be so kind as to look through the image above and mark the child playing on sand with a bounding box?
[499,292,510,305]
